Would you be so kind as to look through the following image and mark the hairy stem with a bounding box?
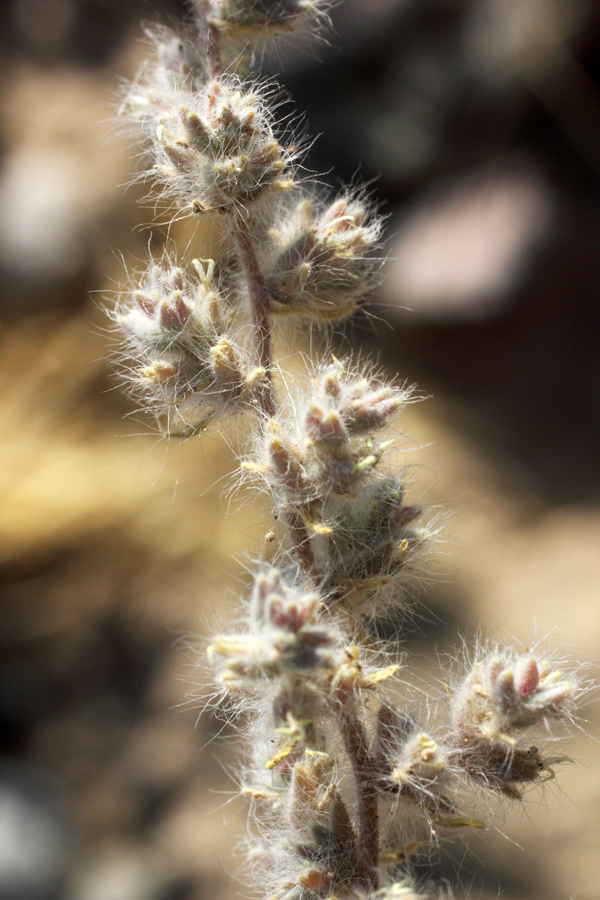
[200,0,223,80]
[234,212,277,419]
[337,694,380,891]
[207,22,222,79]
[234,215,321,581]
[283,507,320,585]
[200,9,317,579]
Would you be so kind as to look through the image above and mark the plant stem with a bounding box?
[207,22,222,80]
[235,215,320,581]
[234,212,277,419]
[283,507,320,585]
[200,0,223,80]
[337,694,379,892]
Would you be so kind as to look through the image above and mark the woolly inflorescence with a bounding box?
[114,256,267,434]
[112,5,587,900]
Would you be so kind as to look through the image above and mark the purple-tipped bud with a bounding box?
[305,405,346,444]
[158,292,191,330]
[134,290,158,317]
[515,655,540,698]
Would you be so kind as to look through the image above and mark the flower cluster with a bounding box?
[112,4,587,900]
[154,78,293,215]
[265,196,383,319]
[245,360,425,611]
[209,568,342,691]
[450,648,576,798]
[115,256,265,434]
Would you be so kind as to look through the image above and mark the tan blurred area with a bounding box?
[0,2,599,900]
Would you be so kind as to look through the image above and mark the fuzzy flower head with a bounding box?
[266,196,383,320]
[115,256,264,435]
[450,645,577,797]
[208,568,341,689]
[152,77,293,216]
[247,359,411,506]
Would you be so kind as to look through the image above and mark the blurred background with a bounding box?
[0,1,599,899]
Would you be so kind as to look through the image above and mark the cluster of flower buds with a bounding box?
[116,257,264,434]
[245,360,424,608]
[450,649,576,798]
[204,0,330,38]
[265,197,383,320]
[150,77,292,215]
[250,360,409,505]
[209,568,341,690]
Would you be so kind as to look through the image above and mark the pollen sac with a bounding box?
[208,569,340,688]
[266,196,382,320]
[117,258,255,435]
[451,649,576,796]
[154,77,292,215]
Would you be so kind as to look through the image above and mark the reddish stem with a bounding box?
[337,695,380,891]
[234,213,277,419]
[201,0,318,581]
[207,22,222,80]
[200,1,223,80]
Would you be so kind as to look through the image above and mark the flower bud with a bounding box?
[266,196,383,320]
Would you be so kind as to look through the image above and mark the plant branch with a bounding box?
[337,693,379,891]
[234,211,277,419]
[200,0,224,79]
